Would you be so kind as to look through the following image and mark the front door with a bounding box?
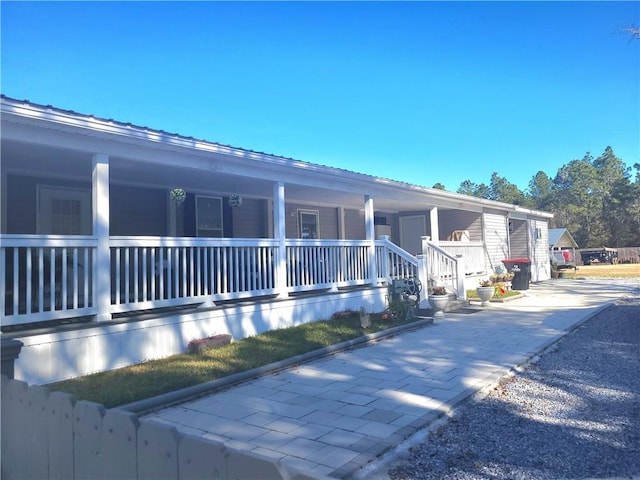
[399,215,426,255]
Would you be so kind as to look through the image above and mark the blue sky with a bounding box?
[2,1,638,192]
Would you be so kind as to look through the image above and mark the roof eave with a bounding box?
[1,95,554,217]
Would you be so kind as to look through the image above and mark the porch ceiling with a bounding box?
[2,139,448,213]
[2,96,553,220]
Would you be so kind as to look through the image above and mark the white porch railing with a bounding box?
[438,241,486,275]
[2,234,474,328]
[109,237,280,312]
[1,236,384,327]
[374,237,417,281]
[1,235,97,325]
[376,236,467,301]
[286,240,370,292]
[422,238,466,298]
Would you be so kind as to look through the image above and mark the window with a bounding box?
[535,227,543,241]
[38,186,91,235]
[298,210,319,239]
[196,195,223,237]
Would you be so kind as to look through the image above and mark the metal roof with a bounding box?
[549,228,579,248]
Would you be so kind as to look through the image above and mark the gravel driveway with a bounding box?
[384,293,640,480]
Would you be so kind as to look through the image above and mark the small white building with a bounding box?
[549,228,579,268]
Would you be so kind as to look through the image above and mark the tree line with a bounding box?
[441,147,640,248]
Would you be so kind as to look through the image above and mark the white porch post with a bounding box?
[430,207,440,244]
[364,195,378,285]
[92,153,111,322]
[273,182,288,298]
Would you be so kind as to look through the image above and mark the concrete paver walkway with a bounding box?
[144,279,638,478]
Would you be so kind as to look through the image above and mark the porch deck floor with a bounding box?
[144,279,638,479]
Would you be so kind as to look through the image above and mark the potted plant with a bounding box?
[428,286,449,318]
[169,188,186,205]
[476,280,495,306]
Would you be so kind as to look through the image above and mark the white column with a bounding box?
[92,153,111,322]
[273,182,288,298]
[364,195,378,285]
[430,207,440,244]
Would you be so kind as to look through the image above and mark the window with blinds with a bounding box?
[51,198,82,235]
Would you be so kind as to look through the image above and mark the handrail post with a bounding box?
[455,254,466,300]
[378,235,390,280]
[416,254,430,308]
[421,236,431,255]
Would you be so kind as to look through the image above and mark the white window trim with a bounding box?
[37,185,91,235]
[298,209,320,239]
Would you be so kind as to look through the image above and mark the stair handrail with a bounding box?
[375,236,418,282]
[422,237,465,299]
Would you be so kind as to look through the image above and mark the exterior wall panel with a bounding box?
[439,209,482,241]
[483,212,509,272]
[5,174,89,234]
[284,203,339,239]
[110,185,167,236]
[344,208,365,239]
[509,219,529,258]
[231,198,268,238]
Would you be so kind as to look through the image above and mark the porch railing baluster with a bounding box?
[49,248,55,312]
[73,248,79,309]
[61,247,68,310]
[26,248,32,314]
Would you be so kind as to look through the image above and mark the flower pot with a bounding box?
[428,295,449,318]
[476,286,495,306]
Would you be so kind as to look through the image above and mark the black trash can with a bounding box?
[503,258,531,290]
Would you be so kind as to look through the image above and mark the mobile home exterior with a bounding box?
[1,95,553,384]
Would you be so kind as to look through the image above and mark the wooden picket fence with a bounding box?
[1,376,325,480]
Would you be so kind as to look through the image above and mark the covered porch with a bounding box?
[1,115,489,331]
[1,96,551,384]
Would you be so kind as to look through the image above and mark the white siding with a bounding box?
[483,212,509,272]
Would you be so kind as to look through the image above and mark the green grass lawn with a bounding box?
[48,311,416,408]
